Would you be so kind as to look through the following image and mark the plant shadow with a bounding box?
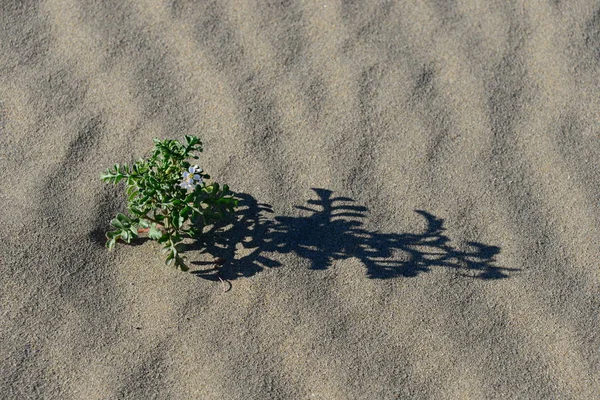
[184,188,517,281]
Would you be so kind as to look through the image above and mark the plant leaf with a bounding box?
[158,233,170,244]
[116,213,132,227]
[180,205,191,220]
[172,209,181,229]
[110,218,124,229]
[149,224,162,240]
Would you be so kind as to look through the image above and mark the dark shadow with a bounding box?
[185,188,517,281]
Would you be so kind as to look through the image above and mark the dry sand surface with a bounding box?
[2,0,600,399]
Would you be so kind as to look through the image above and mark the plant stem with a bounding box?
[144,216,162,225]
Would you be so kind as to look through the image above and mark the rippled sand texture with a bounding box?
[2,1,600,398]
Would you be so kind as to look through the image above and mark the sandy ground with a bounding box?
[2,1,600,399]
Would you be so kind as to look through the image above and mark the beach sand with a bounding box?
[1,1,600,398]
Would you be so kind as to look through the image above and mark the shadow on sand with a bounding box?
[184,188,517,282]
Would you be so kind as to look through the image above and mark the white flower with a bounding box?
[179,179,195,190]
[178,165,203,190]
[184,165,202,181]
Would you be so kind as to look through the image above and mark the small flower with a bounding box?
[179,165,203,190]
[183,166,202,181]
[179,179,195,190]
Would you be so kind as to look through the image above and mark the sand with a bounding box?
[1,0,600,398]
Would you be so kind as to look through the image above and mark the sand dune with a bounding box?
[2,1,600,398]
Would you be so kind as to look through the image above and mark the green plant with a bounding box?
[101,135,237,271]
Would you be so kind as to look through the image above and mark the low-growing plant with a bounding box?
[101,135,237,271]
